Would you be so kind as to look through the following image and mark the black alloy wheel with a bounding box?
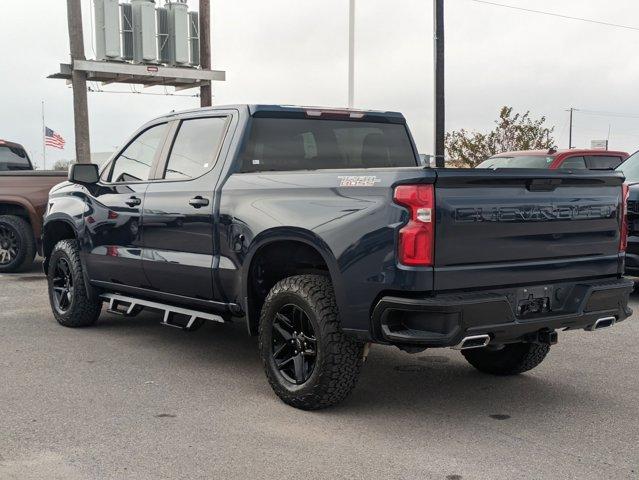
[259,275,364,410]
[51,257,74,313]
[47,239,102,327]
[271,304,317,385]
[0,224,19,266]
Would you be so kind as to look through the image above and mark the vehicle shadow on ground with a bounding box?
[91,307,615,425]
[19,264,635,420]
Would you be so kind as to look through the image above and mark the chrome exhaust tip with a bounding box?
[452,334,491,350]
[586,316,616,331]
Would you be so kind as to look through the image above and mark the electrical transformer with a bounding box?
[95,0,200,68]
[131,0,157,63]
[166,1,190,66]
[94,0,121,60]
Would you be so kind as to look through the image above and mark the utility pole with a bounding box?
[567,107,576,149]
[66,0,91,163]
[199,0,212,107]
[348,0,355,108]
[433,0,445,167]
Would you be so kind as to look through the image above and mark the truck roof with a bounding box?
[0,139,27,151]
[154,104,407,123]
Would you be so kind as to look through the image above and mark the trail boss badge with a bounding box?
[338,175,381,187]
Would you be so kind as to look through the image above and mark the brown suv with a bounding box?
[0,140,66,272]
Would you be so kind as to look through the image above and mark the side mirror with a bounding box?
[68,163,99,185]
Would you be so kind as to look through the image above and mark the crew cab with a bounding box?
[0,140,67,272]
[477,149,628,170]
[42,105,633,409]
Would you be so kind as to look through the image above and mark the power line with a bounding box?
[577,109,639,120]
[468,0,639,32]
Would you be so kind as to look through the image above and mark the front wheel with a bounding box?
[47,239,102,328]
[462,342,550,376]
[258,275,364,410]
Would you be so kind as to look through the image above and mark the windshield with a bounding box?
[0,145,31,171]
[476,155,555,169]
[617,151,639,183]
[240,118,417,172]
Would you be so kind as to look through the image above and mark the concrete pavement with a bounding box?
[1,261,638,479]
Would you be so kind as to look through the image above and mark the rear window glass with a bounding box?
[559,156,587,170]
[240,118,416,172]
[586,155,623,170]
[0,146,31,171]
[476,155,554,169]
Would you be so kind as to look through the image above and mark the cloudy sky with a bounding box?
[1,0,638,168]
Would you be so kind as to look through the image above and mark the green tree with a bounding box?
[445,106,555,168]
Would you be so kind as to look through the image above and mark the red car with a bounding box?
[477,149,629,170]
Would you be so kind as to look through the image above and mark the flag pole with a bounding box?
[42,101,46,170]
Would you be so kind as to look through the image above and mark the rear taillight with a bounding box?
[393,184,435,266]
[620,183,629,252]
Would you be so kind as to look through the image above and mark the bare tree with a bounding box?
[53,159,74,171]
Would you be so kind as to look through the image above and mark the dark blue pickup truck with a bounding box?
[42,105,633,409]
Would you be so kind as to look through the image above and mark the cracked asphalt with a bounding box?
[1,261,638,479]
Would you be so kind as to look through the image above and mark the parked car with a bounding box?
[616,150,639,276]
[477,148,628,170]
[42,105,632,409]
[0,139,67,272]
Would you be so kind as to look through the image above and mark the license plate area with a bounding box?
[516,286,552,318]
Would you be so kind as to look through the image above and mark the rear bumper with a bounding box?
[371,277,633,348]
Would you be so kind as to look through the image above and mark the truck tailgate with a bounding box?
[433,169,624,291]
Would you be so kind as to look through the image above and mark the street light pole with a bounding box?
[433,0,445,167]
[568,107,575,149]
[348,0,355,108]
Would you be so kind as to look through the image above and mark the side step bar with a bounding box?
[101,293,224,331]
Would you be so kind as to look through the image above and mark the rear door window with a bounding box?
[558,156,587,170]
[109,123,169,183]
[0,146,31,171]
[163,117,228,180]
[586,155,623,170]
[240,118,416,172]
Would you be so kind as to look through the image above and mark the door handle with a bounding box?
[125,196,142,207]
[189,196,210,209]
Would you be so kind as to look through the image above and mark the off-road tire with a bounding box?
[258,275,364,410]
[47,239,102,327]
[462,342,550,376]
[0,215,35,273]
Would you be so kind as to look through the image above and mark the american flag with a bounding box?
[45,127,66,150]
